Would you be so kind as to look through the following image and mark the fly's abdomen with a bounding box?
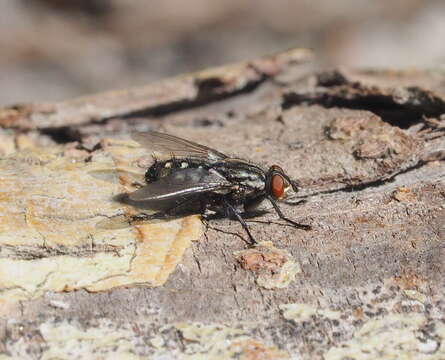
[145,159,198,183]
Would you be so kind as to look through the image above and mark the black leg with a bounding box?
[223,199,257,245]
[267,196,311,230]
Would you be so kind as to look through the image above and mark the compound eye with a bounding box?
[271,174,285,199]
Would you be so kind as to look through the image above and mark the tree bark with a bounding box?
[0,49,444,359]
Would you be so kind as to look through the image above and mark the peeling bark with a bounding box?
[0,49,444,359]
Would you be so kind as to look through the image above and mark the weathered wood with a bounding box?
[0,49,444,359]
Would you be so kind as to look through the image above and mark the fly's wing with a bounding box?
[132,131,227,161]
[128,167,232,204]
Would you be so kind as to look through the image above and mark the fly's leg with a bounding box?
[267,196,311,230]
[223,198,257,245]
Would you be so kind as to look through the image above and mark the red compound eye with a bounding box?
[271,174,285,199]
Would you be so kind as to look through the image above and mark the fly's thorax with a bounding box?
[212,160,266,191]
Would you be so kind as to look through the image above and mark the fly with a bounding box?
[122,131,311,245]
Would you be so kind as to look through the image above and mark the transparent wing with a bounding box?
[132,131,227,161]
[128,168,231,202]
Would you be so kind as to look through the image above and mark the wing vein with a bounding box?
[132,131,227,161]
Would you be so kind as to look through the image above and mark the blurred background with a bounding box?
[1,0,444,106]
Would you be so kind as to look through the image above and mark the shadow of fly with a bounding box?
[120,131,311,245]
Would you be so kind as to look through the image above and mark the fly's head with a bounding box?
[266,165,299,201]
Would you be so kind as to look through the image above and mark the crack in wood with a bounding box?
[300,158,430,198]
[1,243,124,260]
[282,71,445,129]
